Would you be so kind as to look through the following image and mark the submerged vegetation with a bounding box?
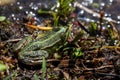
[0,0,120,79]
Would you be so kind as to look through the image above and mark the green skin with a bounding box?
[14,27,67,65]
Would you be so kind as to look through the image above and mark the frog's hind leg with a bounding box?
[18,50,48,65]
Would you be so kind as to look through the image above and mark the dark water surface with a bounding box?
[0,0,120,29]
[0,0,56,21]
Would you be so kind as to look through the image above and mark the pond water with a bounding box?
[0,0,120,29]
[0,0,56,21]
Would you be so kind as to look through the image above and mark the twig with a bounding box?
[54,68,72,80]
[100,45,120,55]
[0,38,21,45]
[5,38,21,43]
[108,21,119,39]
[115,41,120,54]
[85,65,113,71]
[81,60,113,71]
[74,2,117,23]
[96,72,120,78]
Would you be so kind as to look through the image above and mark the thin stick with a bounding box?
[5,38,21,43]
[84,65,113,71]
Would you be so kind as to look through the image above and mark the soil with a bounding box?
[0,0,120,80]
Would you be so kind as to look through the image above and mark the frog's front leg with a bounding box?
[18,50,48,65]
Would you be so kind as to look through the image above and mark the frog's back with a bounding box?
[21,27,67,51]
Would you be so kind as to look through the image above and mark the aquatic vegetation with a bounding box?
[0,16,6,22]
[72,48,83,59]
[42,57,47,79]
[38,0,75,26]
[88,22,99,36]
[0,63,7,72]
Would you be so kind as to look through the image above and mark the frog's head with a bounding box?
[53,27,67,32]
[56,27,70,42]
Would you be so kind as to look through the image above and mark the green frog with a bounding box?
[14,27,67,65]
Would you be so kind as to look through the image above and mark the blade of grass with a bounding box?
[42,57,47,80]
[34,74,39,80]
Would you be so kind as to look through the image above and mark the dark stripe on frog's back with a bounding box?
[35,31,56,42]
[21,28,66,51]
[35,27,64,42]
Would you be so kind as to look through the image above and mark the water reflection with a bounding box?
[0,0,120,25]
